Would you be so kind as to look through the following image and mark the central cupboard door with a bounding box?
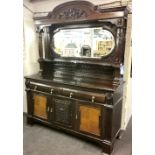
[53,97,74,128]
[78,104,101,136]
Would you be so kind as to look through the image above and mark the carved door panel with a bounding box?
[53,97,73,128]
[78,105,101,136]
[33,93,50,120]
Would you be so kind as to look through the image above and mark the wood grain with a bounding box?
[79,105,101,136]
[34,94,47,119]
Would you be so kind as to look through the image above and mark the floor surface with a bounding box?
[23,115,132,155]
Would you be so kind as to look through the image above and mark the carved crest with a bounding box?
[49,1,95,21]
[54,8,88,20]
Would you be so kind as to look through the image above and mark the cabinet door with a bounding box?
[33,93,50,120]
[53,98,73,128]
[79,105,101,136]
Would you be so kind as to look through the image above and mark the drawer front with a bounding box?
[29,82,63,95]
[74,92,105,103]
[61,88,106,103]
[28,81,106,104]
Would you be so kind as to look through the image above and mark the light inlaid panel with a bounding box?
[33,94,47,119]
[79,105,101,136]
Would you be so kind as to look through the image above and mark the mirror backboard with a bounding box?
[52,27,115,58]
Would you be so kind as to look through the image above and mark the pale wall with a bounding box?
[121,14,132,129]
[23,6,39,113]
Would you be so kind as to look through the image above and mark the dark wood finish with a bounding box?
[25,1,128,155]
[53,97,74,128]
[33,1,125,25]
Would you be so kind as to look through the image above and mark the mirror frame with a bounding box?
[50,22,117,60]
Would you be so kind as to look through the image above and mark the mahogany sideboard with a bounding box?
[25,1,129,154]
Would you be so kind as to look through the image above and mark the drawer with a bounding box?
[61,88,106,103]
[27,81,106,103]
[28,81,63,95]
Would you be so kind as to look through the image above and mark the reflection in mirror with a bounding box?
[52,27,115,58]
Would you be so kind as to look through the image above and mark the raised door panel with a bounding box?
[53,98,73,127]
[33,94,48,120]
[79,105,101,136]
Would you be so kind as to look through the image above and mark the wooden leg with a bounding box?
[27,116,34,125]
[101,142,113,155]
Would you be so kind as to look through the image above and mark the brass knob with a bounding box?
[47,107,50,112]
[34,86,37,91]
[50,88,54,94]
[70,92,73,98]
[92,96,95,102]
[50,108,53,113]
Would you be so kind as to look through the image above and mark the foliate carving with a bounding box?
[117,19,124,27]
[102,51,120,64]
[54,99,71,125]
[25,79,30,87]
[54,8,88,20]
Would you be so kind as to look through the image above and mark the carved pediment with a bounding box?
[53,8,88,20]
[34,1,128,26]
[49,1,95,21]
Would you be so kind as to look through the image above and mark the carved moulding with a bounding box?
[53,8,88,20]
[34,1,98,22]
[50,1,95,21]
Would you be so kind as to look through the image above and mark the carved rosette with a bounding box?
[53,8,88,20]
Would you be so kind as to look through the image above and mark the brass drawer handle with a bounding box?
[70,92,73,98]
[33,86,37,91]
[47,107,50,112]
[50,108,53,113]
[92,96,95,102]
[75,114,78,120]
[50,88,54,94]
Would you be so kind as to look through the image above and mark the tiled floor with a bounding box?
[23,115,132,155]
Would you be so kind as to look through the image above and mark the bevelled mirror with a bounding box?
[52,27,115,58]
